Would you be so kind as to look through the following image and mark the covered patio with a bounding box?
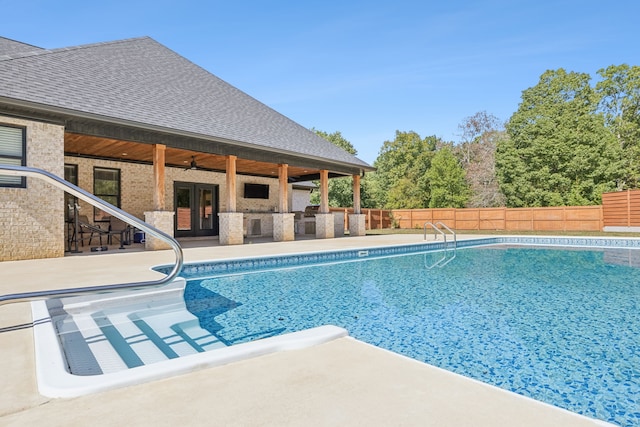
[64,129,369,251]
[0,35,373,261]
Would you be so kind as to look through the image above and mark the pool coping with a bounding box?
[158,235,640,279]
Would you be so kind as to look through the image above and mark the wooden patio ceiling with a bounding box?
[64,133,324,180]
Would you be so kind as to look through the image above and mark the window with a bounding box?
[64,164,78,221]
[0,124,26,187]
[93,167,120,221]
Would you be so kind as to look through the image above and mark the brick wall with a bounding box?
[65,159,284,219]
[1,126,291,261]
[0,116,65,261]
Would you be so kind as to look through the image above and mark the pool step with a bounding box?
[52,287,226,375]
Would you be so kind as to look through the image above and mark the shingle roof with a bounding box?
[0,37,45,59]
[0,36,371,170]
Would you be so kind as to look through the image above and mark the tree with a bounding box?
[311,129,357,155]
[371,131,438,208]
[455,111,506,207]
[596,64,640,188]
[309,129,375,208]
[497,69,623,207]
[427,146,470,208]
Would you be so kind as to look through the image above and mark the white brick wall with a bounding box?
[0,116,65,261]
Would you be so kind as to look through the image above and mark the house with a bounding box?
[0,36,373,261]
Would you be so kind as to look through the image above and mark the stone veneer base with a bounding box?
[315,213,335,239]
[219,212,244,245]
[144,211,175,250]
[348,214,367,236]
[272,213,295,241]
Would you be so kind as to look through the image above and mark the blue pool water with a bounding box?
[183,245,640,426]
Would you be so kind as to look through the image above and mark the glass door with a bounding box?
[175,184,193,237]
[198,186,217,235]
[174,182,218,237]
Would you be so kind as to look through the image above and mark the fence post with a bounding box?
[628,189,632,227]
[531,208,534,231]
[502,207,506,231]
[344,208,348,231]
[453,209,457,230]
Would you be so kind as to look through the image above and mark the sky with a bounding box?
[2,0,639,164]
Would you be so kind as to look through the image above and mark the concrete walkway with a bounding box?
[0,234,612,426]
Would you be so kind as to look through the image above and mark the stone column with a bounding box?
[334,212,345,237]
[144,211,175,250]
[315,213,335,239]
[219,212,244,245]
[220,155,244,245]
[273,213,295,241]
[348,214,367,237]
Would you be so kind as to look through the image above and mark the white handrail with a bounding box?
[423,221,457,269]
[0,165,184,306]
[435,221,457,248]
[423,221,446,243]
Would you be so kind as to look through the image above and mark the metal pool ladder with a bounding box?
[423,222,457,268]
[0,165,184,306]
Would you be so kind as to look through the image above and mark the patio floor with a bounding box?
[0,234,612,426]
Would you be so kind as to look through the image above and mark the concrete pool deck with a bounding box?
[0,234,613,426]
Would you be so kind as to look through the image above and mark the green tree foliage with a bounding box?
[309,129,375,208]
[427,146,470,208]
[312,129,357,155]
[596,64,640,188]
[370,131,438,208]
[497,69,624,207]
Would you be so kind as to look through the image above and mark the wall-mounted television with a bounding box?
[244,183,269,199]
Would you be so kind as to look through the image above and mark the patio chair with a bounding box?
[77,215,107,246]
[107,216,131,249]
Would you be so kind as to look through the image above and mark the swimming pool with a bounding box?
[182,244,640,426]
[33,236,640,425]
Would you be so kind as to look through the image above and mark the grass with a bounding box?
[365,228,640,238]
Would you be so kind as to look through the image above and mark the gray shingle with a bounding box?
[0,36,45,58]
[0,36,371,169]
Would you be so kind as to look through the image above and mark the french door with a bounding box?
[174,182,219,237]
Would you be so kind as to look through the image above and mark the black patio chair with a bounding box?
[107,216,132,249]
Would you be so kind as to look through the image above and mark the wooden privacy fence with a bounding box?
[602,189,640,227]
[329,207,392,230]
[391,207,603,231]
[330,206,604,232]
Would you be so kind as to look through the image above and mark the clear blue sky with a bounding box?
[3,0,639,164]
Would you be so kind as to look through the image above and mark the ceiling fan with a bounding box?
[185,156,198,171]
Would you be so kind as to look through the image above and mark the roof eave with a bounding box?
[0,96,374,175]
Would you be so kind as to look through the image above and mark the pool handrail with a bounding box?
[0,165,184,306]
[423,221,446,243]
[435,221,457,249]
[423,222,457,269]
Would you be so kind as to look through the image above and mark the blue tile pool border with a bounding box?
[154,236,640,279]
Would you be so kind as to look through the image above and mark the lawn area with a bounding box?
[365,228,640,238]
